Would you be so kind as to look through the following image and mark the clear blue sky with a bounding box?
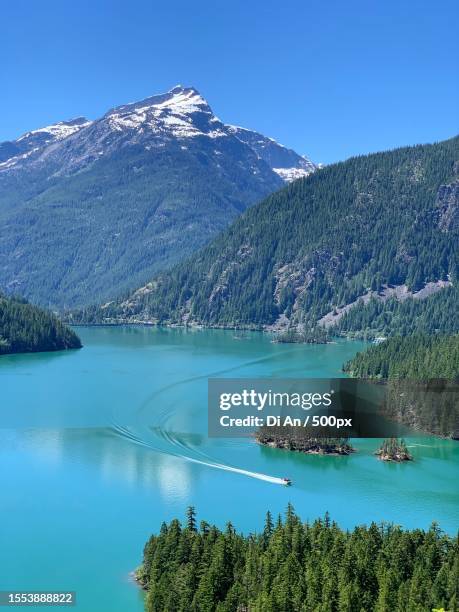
[2,0,458,163]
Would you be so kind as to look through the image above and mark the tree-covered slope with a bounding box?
[344,335,459,379]
[79,136,459,330]
[138,506,459,612]
[0,294,81,355]
[0,86,314,308]
[335,284,459,339]
[343,335,459,438]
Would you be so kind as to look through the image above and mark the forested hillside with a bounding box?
[0,294,81,355]
[344,335,459,379]
[344,335,459,438]
[76,137,459,333]
[334,285,459,339]
[138,506,459,612]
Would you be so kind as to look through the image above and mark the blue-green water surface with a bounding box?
[0,327,457,611]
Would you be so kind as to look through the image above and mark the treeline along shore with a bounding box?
[344,335,459,439]
[0,293,81,355]
[255,425,354,455]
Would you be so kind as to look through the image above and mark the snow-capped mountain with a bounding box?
[0,85,315,180]
[0,86,316,308]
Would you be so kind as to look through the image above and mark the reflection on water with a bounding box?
[8,428,195,504]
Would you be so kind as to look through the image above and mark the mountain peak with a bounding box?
[63,116,91,127]
[0,85,319,309]
[106,84,210,119]
[169,84,199,95]
[100,84,221,139]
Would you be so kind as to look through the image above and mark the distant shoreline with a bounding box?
[68,321,334,345]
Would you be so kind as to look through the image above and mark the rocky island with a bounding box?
[255,425,354,455]
[375,438,412,462]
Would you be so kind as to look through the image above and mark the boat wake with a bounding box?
[406,443,435,448]
[109,351,296,485]
[111,423,286,485]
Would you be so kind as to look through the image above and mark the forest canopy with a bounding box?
[343,335,459,438]
[138,506,458,612]
[344,335,459,379]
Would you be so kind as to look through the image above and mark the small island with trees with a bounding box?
[255,425,354,455]
[273,326,329,344]
[375,437,412,462]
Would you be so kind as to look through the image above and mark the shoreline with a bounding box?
[67,320,337,345]
[256,439,355,456]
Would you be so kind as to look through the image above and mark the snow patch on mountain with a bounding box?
[105,86,228,140]
[0,147,40,169]
[17,118,92,143]
[272,167,312,181]
[0,117,92,169]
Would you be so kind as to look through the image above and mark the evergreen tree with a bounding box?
[186,506,197,532]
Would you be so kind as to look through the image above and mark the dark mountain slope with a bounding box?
[79,136,459,331]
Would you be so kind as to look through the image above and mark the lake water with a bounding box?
[1,327,458,611]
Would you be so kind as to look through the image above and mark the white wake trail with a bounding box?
[111,423,287,486]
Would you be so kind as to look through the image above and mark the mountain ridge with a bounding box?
[73,136,459,335]
[0,85,315,180]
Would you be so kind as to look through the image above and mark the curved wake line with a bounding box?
[406,444,435,448]
[109,348,302,487]
[134,347,301,426]
[111,423,286,486]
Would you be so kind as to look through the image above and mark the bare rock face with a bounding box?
[437,179,459,232]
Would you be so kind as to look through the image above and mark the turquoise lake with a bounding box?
[1,326,458,611]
